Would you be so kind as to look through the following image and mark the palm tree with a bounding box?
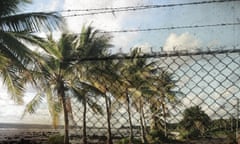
[118,48,180,143]
[22,34,78,144]
[75,28,123,144]
[92,52,136,144]
[23,26,112,144]
[114,48,160,143]
[73,26,112,144]
[87,60,118,144]
[91,51,151,144]
[96,56,148,144]
[115,49,146,143]
[0,0,62,103]
[149,70,179,136]
[127,49,158,143]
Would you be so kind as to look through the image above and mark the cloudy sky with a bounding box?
[0,0,240,124]
[25,0,240,52]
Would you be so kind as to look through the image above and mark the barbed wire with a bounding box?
[70,22,240,35]
[60,0,240,17]
[57,1,240,35]
[67,46,240,62]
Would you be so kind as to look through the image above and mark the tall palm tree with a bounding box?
[92,52,151,144]
[119,48,180,143]
[0,0,62,103]
[73,26,113,143]
[23,26,112,144]
[112,48,160,143]
[22,34,78,144]
[115,49,145,143]
[126,49,158,143]
[86,60,118,144]
[149,70,178,136]
[75,27,122,144]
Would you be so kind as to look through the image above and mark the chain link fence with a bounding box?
[69,49,240,144]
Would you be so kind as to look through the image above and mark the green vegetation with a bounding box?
[179,106,211,139]
[0,0,62,104]
[1,1,181,144]
[48,134,64,144]
[146,129,170,144]
[21,26,111,144]
[117,137,142,144]
[174,106,239,144]
[3,1,237,144]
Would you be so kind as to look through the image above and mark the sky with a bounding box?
[0,0,240,124]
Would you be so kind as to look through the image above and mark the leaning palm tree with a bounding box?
[86,59,118,144]
[111,49,160,143]
[119,48,179,143]
[76,27,119,144]
[149,70,178,136]
[125,49,156,142]
[22,34,78,144]
[73,26,113,144]
[115,49,145,143]
[0,0,62,103]
[23,26,112,144]
[72,82,104,144]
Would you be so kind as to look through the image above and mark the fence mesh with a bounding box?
[69,49,240,144]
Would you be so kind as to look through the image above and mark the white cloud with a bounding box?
[206,40,220,49]
[0,86,52,124]
[48,1,62,11]
[62,0,146,51]
[132,43,153,53]
[163,32,201,51]
[63,0,126,32]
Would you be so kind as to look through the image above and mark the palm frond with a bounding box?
[21,92,43,119]
[0,0,31,17]
[15,33,62,59]
[58,33,78,60]
[0,32,36,65]
[87,98,104,115]
[76,25,112,59]
[0,12,63,32]
[45,87,62,128]
[0,53,10,70]
[70,86,85,103]
[1,65,24,103]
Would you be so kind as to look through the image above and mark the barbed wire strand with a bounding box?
[71,22,240,35]
[60,0,240,17]
[66,46,240,62]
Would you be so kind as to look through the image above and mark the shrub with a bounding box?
[48,134,64,144]
[146,129,169,144]
[117,137,142,144]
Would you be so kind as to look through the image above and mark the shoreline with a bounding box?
[0,129,60,144]
[0,123,61,129]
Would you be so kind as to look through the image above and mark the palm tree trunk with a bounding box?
[62,97,70,144]
[126,88,133,143]
[161,97,167,137]
[83,94,87,144]
[142,106,148,134]
[58,81,69,144]
[105,94,113,144]
[139,98,147,143]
